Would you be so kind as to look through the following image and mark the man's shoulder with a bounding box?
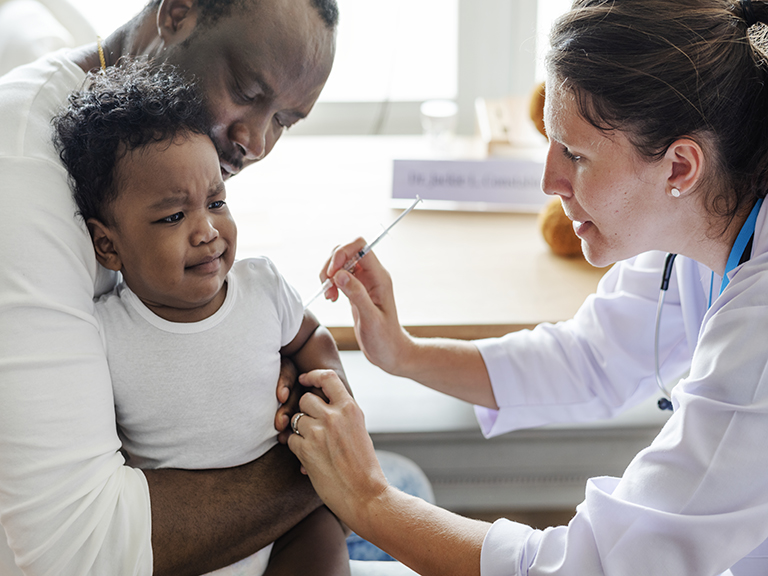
[0,50,85,159]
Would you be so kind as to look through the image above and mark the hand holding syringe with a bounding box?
[304,196,422,309]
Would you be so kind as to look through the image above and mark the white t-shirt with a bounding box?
[0,50,153,575]
[96,257,303,470]
[95,257,304,576]
[475,203,768,575]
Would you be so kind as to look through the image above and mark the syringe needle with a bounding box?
[303,250,367,309]
[303,196,422,309]
[362,195,422,254]
[304,278,334,309]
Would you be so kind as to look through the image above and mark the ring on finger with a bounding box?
[291,412,306,436]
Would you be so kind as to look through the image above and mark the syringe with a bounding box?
[304,196,422,309]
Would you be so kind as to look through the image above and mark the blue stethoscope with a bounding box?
[654,197,764,411]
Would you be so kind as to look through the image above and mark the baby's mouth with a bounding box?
[187,251,223,271]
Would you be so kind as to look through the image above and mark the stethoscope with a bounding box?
[654,197,764,411]
[654,253,677,411]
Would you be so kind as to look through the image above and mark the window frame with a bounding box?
[292,0,539,136]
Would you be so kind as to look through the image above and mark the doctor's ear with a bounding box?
[664,138,705,199]
[87,218,123,272]
[156,0,198,47]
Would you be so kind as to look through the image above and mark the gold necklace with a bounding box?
[96,36,106,70]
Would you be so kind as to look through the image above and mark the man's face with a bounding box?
[101,133,237,323]
[162,0,336,180]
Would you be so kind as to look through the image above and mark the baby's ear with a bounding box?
[87,218,122,272]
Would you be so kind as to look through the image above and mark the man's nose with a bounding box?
[229,114,270,162]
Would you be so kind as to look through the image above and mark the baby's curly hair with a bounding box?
[53,59,212,225]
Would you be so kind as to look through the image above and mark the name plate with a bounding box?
[392,158,546,213]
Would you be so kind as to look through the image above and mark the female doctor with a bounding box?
[286,1,768,574]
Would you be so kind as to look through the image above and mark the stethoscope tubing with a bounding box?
[654,253,677,411]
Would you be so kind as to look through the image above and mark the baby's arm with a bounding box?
[271,313,351,574]
[280,310,351,397]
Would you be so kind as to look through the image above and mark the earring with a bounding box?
[671,188,681,198]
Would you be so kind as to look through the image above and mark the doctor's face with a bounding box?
[541,83,669,268]
[162,0,335,180]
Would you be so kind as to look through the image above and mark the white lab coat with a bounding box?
[474,203,768,575]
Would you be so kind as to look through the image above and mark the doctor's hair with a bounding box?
[547,0,768,228]
[52,59,211,226]
[143,0,339,29]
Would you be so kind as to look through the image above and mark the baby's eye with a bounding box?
[209,200,226,210]
[158,212,183,224]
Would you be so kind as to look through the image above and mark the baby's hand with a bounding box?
[275,357,299,443]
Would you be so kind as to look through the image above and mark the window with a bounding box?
[68,0,143,37]
[63,0,569,135]
[298,0,541,135]
[321,0,457,103]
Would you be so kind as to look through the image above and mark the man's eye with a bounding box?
[240,90,257,103]
[159,212,183,224]
[234,79,260,104]
[209,200,226,210]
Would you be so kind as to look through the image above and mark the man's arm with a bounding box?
[264,505,350,576]
[148,444,322,576]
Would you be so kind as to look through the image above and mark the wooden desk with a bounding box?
[226,135,607,348]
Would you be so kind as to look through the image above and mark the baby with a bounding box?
[53,61,349,576]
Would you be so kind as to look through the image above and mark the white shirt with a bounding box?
[95,257,304,576]
[96,258,303,470]
[0,51,150,575]
[475,204,768,575]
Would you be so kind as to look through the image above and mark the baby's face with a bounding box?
[108,133,237,321]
